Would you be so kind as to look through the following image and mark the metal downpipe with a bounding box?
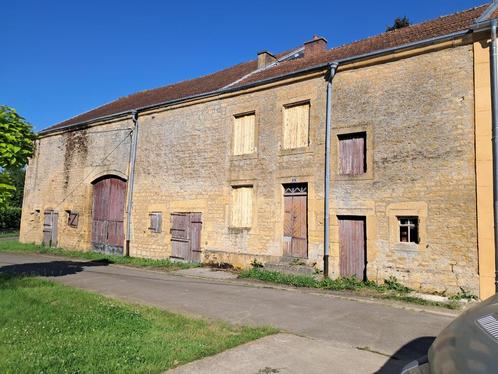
[125,111,139,257]
[491,20,498,293]
[324,63,338,278]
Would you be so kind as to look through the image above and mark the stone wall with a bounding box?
[20,43,479,295]
[330,44,478,294]
[130,76,327,267]
[20,119,133,250]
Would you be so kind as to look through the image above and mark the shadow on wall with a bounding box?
[376,336,435,374]
[0,259,110,278]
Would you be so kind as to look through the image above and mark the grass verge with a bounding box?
[0,273,276,373]
[0,230,19,238]
[239,268,460,310]
[0,240,197,271]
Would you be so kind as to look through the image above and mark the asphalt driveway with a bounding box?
[0,252,455,373]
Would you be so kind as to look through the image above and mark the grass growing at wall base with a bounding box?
[239,268,460,310]
[0,273,276,373]
[0,240,198,271]
[0,230,19,238]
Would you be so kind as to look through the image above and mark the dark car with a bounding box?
[402,293,498,374]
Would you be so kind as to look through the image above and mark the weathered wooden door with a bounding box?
[91,176,126,255]
[283,184,308,258]
[43,210,58,247]
[339,217,366,279]
[170,212,202,262]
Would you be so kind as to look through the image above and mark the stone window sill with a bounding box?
[334,171,373,181]
[279,147,313,156]
[228,226,252,232]
[230,153,258,161]
[394,242,420,252]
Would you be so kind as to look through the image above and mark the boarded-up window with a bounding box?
[67,211,79,228]
[231,186,253,227]
[149,212,162,233]
[338,132,366,175]
[283,103,309,149]
[233,113,255,155]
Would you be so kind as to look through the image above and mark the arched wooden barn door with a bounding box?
[91,176,127,255]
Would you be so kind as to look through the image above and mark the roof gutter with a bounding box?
[40,26,478,137]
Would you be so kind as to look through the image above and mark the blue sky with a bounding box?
[1,0,487,130]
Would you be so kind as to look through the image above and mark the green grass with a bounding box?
[240,268,459,310]
[0,230,19,238]
[0,240,197,271]
[0,274,276,373]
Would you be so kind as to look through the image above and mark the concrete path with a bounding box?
[167,333,390,374]
[174,266,239,280]
[0,252,456,373]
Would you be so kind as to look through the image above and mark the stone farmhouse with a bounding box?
[20,3,498,299]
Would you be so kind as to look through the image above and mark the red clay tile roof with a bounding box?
[44,3,490,133]
[233,4,488,87]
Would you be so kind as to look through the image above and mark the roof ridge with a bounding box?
[43,3,489,133]
[50,95,128,127]
[475,1,498,22]
[114,59,257,101]
[325,3,489,54]
[106,45,304,102]
[221,46,304,90]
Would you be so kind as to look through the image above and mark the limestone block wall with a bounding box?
[130,76,327,266]
[20,119,133,250]
[330,44,478,294]
[19,43,480,295]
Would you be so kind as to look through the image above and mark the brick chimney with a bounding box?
[257,51,276,69]
[304,35,328,57]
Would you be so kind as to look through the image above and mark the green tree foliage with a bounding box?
[0,173,15,207]
[386,16,410,32]
[0,106,35,168]
[0,206,21,229]
[0,167,26,228]
[1,167,25,208]
[0,105,36,213]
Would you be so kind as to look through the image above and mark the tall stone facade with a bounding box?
[20,120,133,249]
[20,43,481,296]
[330,45,478,293]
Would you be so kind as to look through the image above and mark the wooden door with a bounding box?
[43,210,58,247]
[339,217,366,279]
[91,176,126,255]
[283,184,308,258]
[189,213,202,263]
[170,212,202,263]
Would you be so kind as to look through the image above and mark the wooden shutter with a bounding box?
[231,186,253,227]
[68,212,79,228]
[338,133,366,175]
[283,103,309,149]
[233,114,255,155]
[149,212,162,233]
